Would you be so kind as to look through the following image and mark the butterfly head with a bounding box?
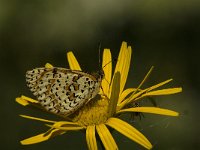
[93,69,105,82]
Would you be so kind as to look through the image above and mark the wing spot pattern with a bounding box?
[26,67,102,117]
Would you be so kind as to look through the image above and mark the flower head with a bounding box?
[16,42,182,149]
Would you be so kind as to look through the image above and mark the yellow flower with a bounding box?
[16,42,182,150]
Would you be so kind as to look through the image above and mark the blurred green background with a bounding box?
[0,0,200,149]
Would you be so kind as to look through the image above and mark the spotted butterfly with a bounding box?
[26,67,104,117]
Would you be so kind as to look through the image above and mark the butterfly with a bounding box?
[26,67,104,117]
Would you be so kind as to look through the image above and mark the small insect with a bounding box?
[26,67,104,117]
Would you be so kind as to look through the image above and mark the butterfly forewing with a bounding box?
[26,67,101,117]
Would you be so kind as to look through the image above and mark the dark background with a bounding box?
[0,0,200,149]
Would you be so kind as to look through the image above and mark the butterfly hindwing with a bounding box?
[26,67,101,116]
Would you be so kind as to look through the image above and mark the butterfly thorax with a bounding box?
[26,67,102,117]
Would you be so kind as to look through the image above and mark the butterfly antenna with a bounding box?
[102,60,112,69]
[98,41,102,69]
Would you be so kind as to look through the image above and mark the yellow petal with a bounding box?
[51,126,84,130]
[114,42,127,75]
[51,122,83,129]
[86,125,98,150]
[96,124,118,150]
[16,95,38,106]
[112,42,126,94]
[100,49,112,96]
[67,51,81,71]
[117,89,148,110]
[131,80,178,102]
[20,115,56,123]
[142,88,182,96]
[117,107,179,116]
[113,42,131,95]
[108,72,120,117]
[120,46,132,94]
[118,88,136,103]
[118,79,173,110]
[134,66,154,92]
[45,63,53,68]
[117,66,154,109]
[52,121,80,127]
[21,95,38,103]
[146,79,173,92]
[21,129,64,145]
[106,118,152,150]
[16,97,29,106]
[46,121,83,130]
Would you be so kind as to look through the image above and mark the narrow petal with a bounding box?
[134,66,154,93]
[20,95,38,103]
[142,88,182,96]
[96,124,118,150]
[113,42,131,94]
[86,125,98,150]
[45,63,53,68]
[118,79,174,110]
[20,115,56,123]
[131,80,178,102]
[114,42,127,76]
[117,66,154,109]
[120,46,132,94]
[106,118,152,150]
[52,121,80,127]
[118,88,136,103]
[108,72,120,117]
[117,89,148,110]
[100,49,112,96]
[50,121,84,130]
[146,79,173,92]
[67,51,81,70]
[117,107,179,116]
[112,42,126,94]
[21,129,64,145]
[16,95,38,106]
[51,126,84,130]
[16,98,30,106]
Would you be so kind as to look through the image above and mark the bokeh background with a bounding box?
[0,0,200,149]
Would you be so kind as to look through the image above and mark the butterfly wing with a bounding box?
[26,67,101,117]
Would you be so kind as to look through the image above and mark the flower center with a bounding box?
[70,95,109,126]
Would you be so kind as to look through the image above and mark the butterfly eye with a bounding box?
[99,70,105,79]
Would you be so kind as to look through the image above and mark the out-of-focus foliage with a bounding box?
[0,0,200,149]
